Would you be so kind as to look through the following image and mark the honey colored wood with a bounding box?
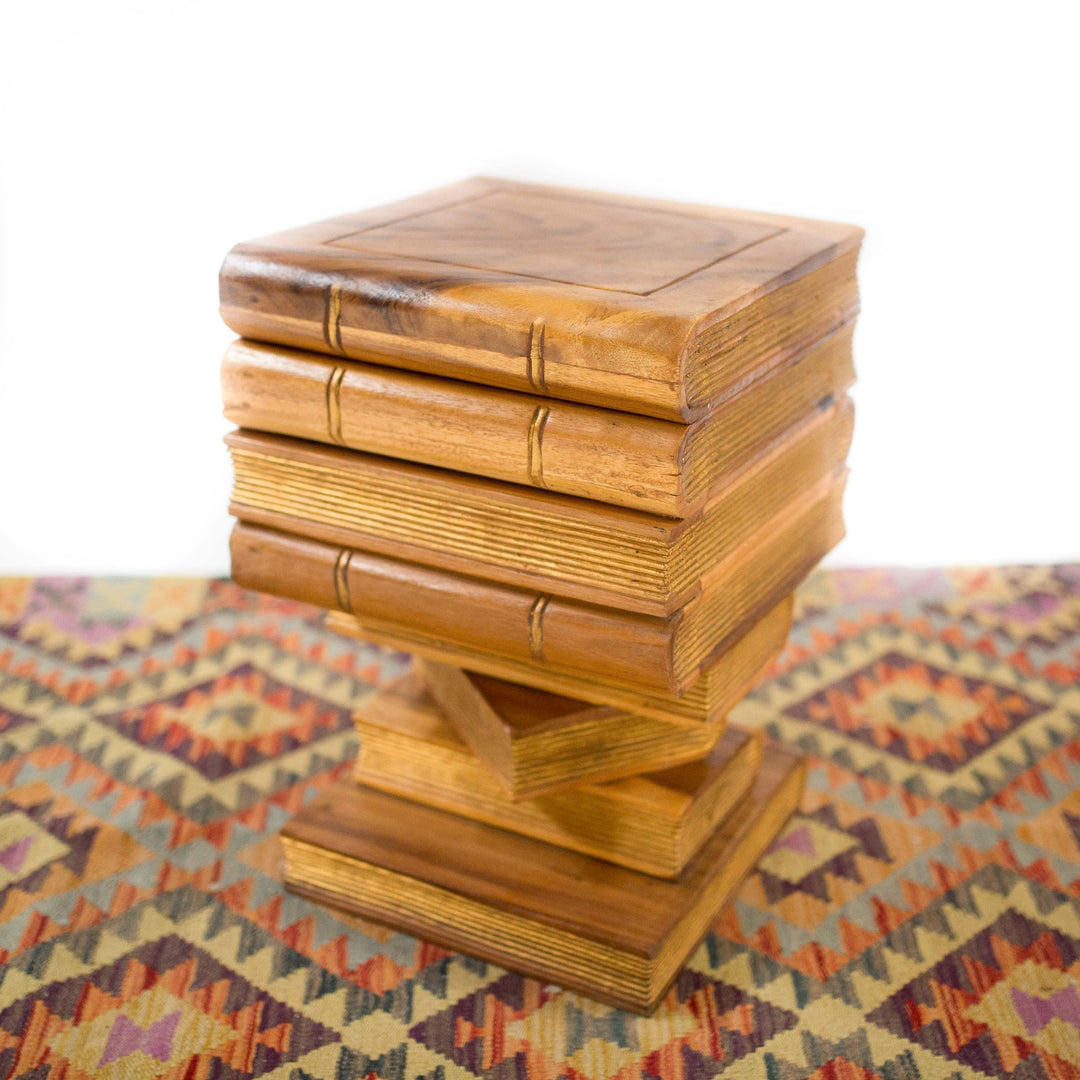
[281,745,805,1013]
[232,521,676,692]
[329,595,792,729]
[227,396,854,617]
[354,672,763,877]
[412,659,724,798]
[221,322,855,517]
[231,466,842,695]
[220,177,862,422]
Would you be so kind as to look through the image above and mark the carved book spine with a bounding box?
[328,596,794,729]
[220,249,859,423]
[219,177,863,421]
[230,459,843,696]
[229,522,680,691]
[225,397,854,617]
[220,323,854,517]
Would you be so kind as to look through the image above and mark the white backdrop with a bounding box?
[1,0,1077,574]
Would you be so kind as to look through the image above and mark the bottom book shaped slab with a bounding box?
[281,745,805,1013]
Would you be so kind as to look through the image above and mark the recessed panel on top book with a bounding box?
[220,177,862,420]
[326,187,782,295]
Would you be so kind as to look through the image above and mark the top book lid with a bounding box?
[220,178,862,422]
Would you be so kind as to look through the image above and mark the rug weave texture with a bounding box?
[1,567,1079,1079]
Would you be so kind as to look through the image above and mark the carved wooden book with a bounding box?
[221,324,854,517]
[329,596,791,728]
[413,659,725,797]
[227,397,853,617]
[230,462,841,696]
[354,672,763,877]
[219,177,862,422]
[281,746,805,1013]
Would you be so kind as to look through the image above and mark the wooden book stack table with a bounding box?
[219,178,862,1012]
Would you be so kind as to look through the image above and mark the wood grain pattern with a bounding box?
[230,460,840,696]
[414,659,724,798]
[219,177,862,421]
[281,745,805,1013]
[226,397,854,617]
[221,322,854,517]
[354,672,762,877]
[230,521,676,691]
[328,596,792,728]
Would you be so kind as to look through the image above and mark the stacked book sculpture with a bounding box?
[220,177,862,1012]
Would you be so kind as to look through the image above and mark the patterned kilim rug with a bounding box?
[0,568,1079,1079]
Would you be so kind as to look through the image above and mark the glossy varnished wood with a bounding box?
[221,322,855,517]
[414,659,725,797]
[220,177,862,421]
[281,745,805,1012]
[328,596,792,728]
[226,397,854,617]
[230,521,678,690]
[230,451,845,694]
[228,473,838,696]
[354,672,763,877]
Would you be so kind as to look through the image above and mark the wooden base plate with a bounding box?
[281,744,805,1013]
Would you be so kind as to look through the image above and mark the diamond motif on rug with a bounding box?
[47,983,236,1079]
[749,799,912,913]
[0,783,155,927]
[1017,787,1080,869]
[934,566,1080,645]
[3,569,1080,1077]
[967,961,1080,1067]
[0,812,69,888]
[93,664,353,781]
[0,933,341,1077]
[783,650,1045,772]
[757,814,859,883]
[867,908,1080,1078]
[5,577,210,663]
